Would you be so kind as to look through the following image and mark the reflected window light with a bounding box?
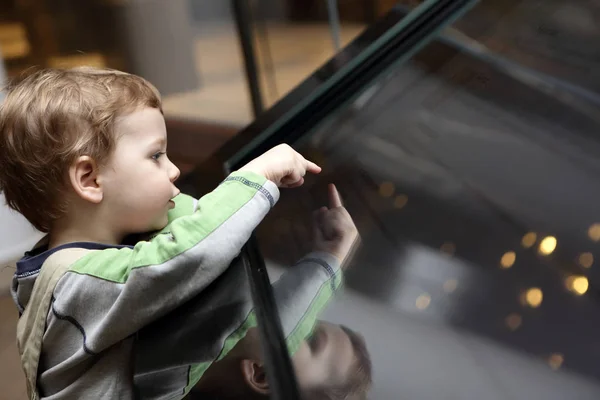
[538,236,557,256]
[500,251,516,269]
[416,293,431,310]
[522,288,543,308]
[548,353,564,371]
[440,242,456,256]
[578,252,594,269]
[521,232,537,248]
[505,313,522,331]
[379,182,395,198]
[566,275,589,296]
[588,223,600,242]
[394,194,408,209]
[443,279,458,293]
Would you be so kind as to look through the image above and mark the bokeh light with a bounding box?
[443,279,458,293]
[521,232,537,248]
[394,194,408,209]
[505,313,522,331]
[523,288,543,308]
[588,224,600,242]
[440,242,456,256]
[379,182,395,198]
[416,293,431,310]
[548,353,564,370]
[578,252,594,268]
[566,276,589,295]
[500,251,516,269]
[538,236,557,256]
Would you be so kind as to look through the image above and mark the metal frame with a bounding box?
[326,0,342,51]
[232,2,303,399]
[232,0,265,117]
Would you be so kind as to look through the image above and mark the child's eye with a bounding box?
[151,152,165,161]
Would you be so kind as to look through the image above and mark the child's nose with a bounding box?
[169,162,180,182]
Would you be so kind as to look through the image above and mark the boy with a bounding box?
[189,320,372,399]
[0,67,362,399]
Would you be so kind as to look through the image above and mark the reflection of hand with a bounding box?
[313,184,360,268]
[239,144,321,188]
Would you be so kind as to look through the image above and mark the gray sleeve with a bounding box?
[132,251,342,372]
[49,173,279,355]
[271,251,343,352]
[131,252,343,397]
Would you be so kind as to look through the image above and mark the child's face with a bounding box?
[100,107,180,236]
[292,321,366,390]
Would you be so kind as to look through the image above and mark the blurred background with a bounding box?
[0,0,399,172]
[3,1,600,399]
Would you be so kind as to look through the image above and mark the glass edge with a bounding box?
[224,0,458,170]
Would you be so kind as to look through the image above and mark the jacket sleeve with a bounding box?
[271,251,343,355]
[130,251,343,398]
[49,170,279,353]
[204,252,343,364]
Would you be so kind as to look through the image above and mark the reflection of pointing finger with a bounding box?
[328,184,343,208]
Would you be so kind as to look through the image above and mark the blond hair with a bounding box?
[0,67,162,232]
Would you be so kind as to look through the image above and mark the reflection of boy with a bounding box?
[0,68,367,399]
[146,185,371,400]
[187,185,372,400]
[191,321,372,400]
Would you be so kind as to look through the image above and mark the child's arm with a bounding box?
[131,249,345,398]
[269,183,359,355]
[269,251,345,355]
[131,185,359,397]
[48,145,321,354]
[54,170,274,349]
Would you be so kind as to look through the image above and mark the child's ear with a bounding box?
[240,359,270,395]
[69,156,103,204]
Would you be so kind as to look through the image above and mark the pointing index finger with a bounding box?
[328,183,343,208]
[305,160,322,174]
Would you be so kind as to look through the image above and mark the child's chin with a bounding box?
[154,214,170,230]
[151,220,168,232]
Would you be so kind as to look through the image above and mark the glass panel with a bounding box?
[223,0,479,171]
[247,1,600,398]
[250,1,435,109]
[452,0,600,91]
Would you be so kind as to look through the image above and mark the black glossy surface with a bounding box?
[181,1,600,398]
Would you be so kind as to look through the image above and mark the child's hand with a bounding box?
[313,184,359,267]
[238,144,321,188]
